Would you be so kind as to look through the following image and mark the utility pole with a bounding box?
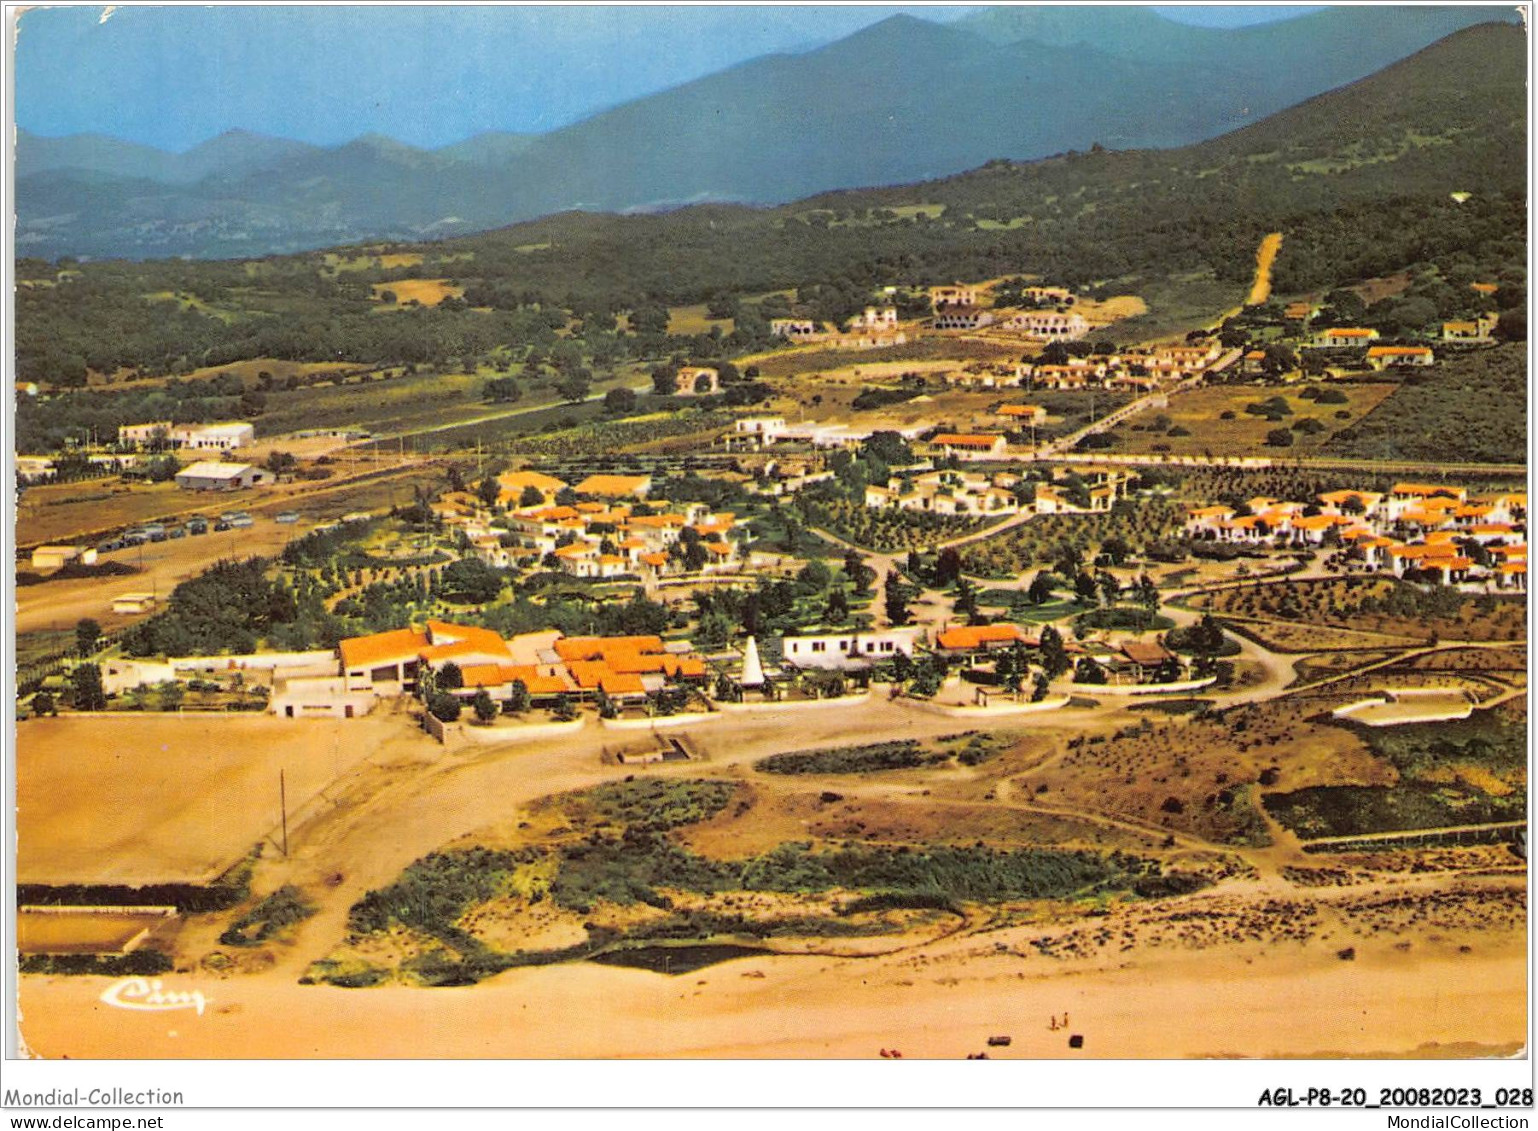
[280,768,289,857]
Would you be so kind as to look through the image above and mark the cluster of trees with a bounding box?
[121,558,342,657]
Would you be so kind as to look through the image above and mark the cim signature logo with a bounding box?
[99,977,209,1016]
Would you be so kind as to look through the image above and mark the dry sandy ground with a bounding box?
[16,714,419,886]
[16,907,1524,1059]
[14,700,1527,1060]
[16,459,428,637]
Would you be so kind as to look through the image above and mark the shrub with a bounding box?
[755,740,943,775]
[427,692,462,722]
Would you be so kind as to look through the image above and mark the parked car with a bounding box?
[275,511,300,524]
[185,519,209,535]
[213,521,232,532]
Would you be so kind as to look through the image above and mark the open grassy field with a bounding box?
[15,714,411,886]
[1018,696,1383,848]
[667,304,735,336]
[1328,345,1526,465]
[17,479,190,548]
[748,336,1019,381]
[87,358,364,391]
[1109,383,1397,458]
[371,279,465,307]
[1104,272,1244,342]
[255,368,490,436]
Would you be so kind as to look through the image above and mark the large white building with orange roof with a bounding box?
[333,623,709,710]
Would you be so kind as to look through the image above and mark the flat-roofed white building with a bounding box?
[173,422,255,450]
[779,629,921,670]
[270,676,377,720]
[118,421,175,447]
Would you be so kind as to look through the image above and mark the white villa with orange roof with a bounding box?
[1311,327,1380,348]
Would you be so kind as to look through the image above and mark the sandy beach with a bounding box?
[17,908,1525,1059]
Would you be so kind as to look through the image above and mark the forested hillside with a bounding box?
[15,24,1527,406]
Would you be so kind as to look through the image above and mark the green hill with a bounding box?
[14,6,1517,260]
[15,23,1527,410]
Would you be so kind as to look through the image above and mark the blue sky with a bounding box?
[16,5,1322,150]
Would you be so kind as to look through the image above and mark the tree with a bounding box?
[265,450,298,476]
[1265,427,1295,448]
[714,671,741,703]
[556,372,591,403]
[427,691,462,723]
[145,454,180,483]
[797,559,833,590]
[1038,625,1069,679]
[651,365,679,396]
[75,617,102,657]
[843,549,875,595]
[953,576,979,621]
[884,573,911,626]
[995,642,1028,693]
[933,547,963,588]
[519,485,545,508]
[472,689,498,724]
[436,661,464,690]
[603,386,638,414]
[1136,575,1160,615]
[909,657,945,698]
[862,430,913,467]
[438,558,504,604]
[826,588,850,624]
[1075,572,1100,603]
[1074,657,1107,684]
[484,377,522,403]
[506,679,530,713]
[71,663,106,711]
[157,680,184,712]
[1100,536,1132,566]
[1031,671,1051,702]
[695,609,733,651]
[477,477,500,508]
[1096,571,1120,607]
[1027,572,1056,605]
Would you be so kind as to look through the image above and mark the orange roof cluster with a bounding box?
[339,627,430,670]
[575,474,651,498]
[458,663,571,696]
[936,623,1033,651]
[1393,483,1464,498]
[1367,345,1432,357]
[998,404,1044,416]
[1323,327,1377,338]
[343,625,708,699]
[498,470,567,495]
[555,635,666,662]
[932,433,1004,447]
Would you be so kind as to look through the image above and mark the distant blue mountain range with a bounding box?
[14,5,1518,261]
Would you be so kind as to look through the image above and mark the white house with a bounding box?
[1011,310,1089,340]
[779,630,920,670]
